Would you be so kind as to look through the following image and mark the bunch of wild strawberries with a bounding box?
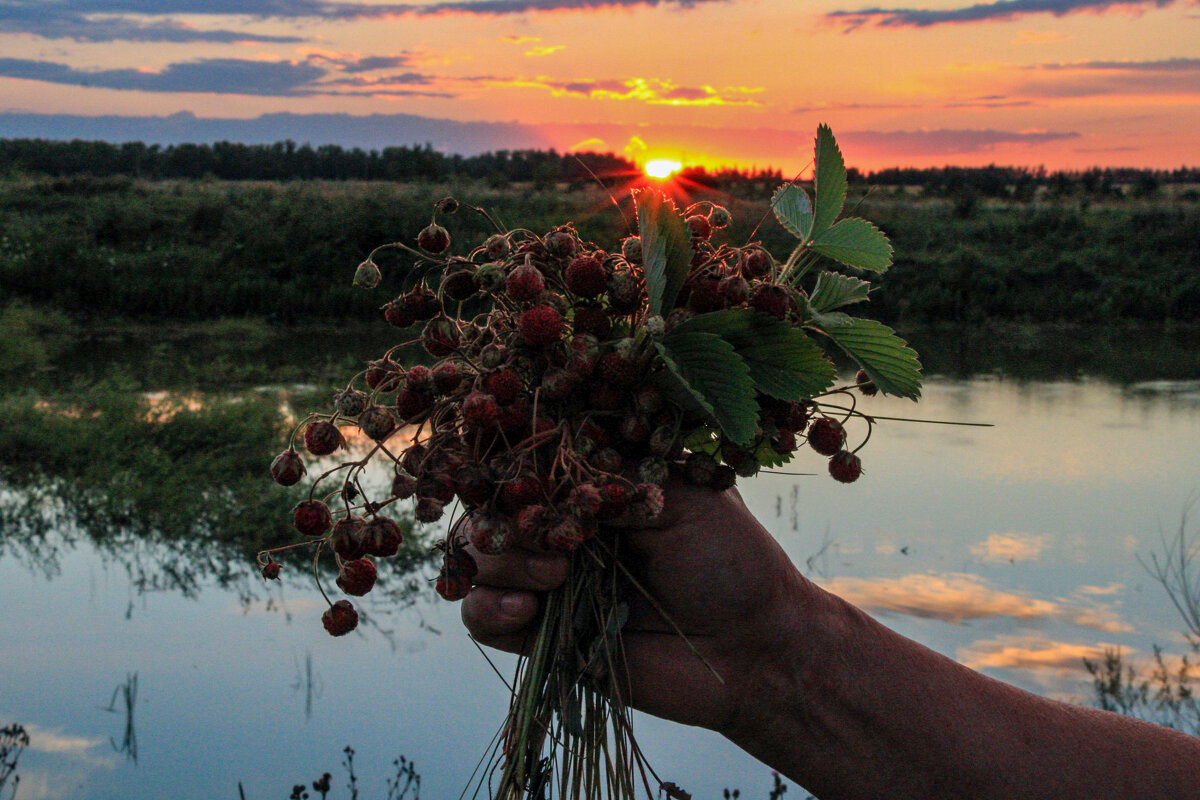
[261,197,874,636]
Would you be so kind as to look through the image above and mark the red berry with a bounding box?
[498,398,531,433]
[591,383,624,411]
[405,365,433,393]
[303,421,342,456]
[620,416,649,443]
[261,561,281,580]
[396,387,434,422]
[333,388,368,417]
[516,505,549,539]
[383,301,415,329]
[358,405,396,442]
[565,255,608,297]
[808,417,846,456]
[771,429,798,455]
[741,248,772,279]
[422,317,460,358]
[331,517,368,560]
[270,449,306,486]
[595,482,630,521]
[828,450,863,483]
[686,279,722,313]
[501,475,541,508]
[417,223,450,254]
[506,262,546,302]
[293,499,333,536]
[363,516,404,558]
[322,599,359,636]
[718,275,751,306]
[432,360,464,395]
[686,214,713,240]
[462,391,499,430]
[436,549,477,601]
[545,517,587,551]
[572,304,612,339]
[454,462,494,508]
[402,286,440,321]
[541,368,577,401]
[469,516,512,555]
[519,305,564,347]
[415,497,445,522]
[597,352,637,387]
[441,261,477,301]
[750,284,790,320]
[336,558,377,596]
[545,230,577,259]
[392,471,418,499]
[485,369,523,406]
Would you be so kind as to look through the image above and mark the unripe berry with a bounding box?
[709,464,737,491]
[708,206,732,228]
[634,386,664,417]
[415,497,445,523]
[718,275,751,306]
[485,233,510,259]
[353,259,382,289]
[608,270,643,313]
[270,449,306,486]
[358,405,396,442]
[544,229,577,259]
[417,223,450,254]
[469,516,512,555]
[422,317,460,358]
[621,235,642,263]
[620,416,650,444]
[591,447,623,474]
[546,517,587,551]
[686,214,713,240]
[637,456,670,487]
[391,471,418,499]
[333,388,368,417]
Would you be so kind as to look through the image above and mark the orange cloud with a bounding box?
[524,45,566,57]
[970,532,1050,563]
[462,75,762,106]
[821,572,1059,623]
[958,634,1121,674]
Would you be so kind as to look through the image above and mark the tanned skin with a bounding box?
[461,480,1200,799]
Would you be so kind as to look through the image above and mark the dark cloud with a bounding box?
[1030,57,1200,71]
[842,128,1080,155]
[1018,58,1200,96]
[828,0,1176,31]
[0,57,330,96]
[0,7,304,42]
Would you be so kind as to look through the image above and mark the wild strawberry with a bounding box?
[608,270,643,313]
[261,561,281,580]
[572,304,612,339]
[333,388,368,417]
[621,235,642,263]
[516,504,549,540]
[635,483,665,518]
[422,317,460,358]
[686,279,722,313]
[502,475,541,508]
[304,421,342,456]
[596,482,630,521]
[417,223,450,254]
[519,305,564,347]
[750,284,790,320]
[828,450,863,483]
[638,456,670,486]
[782,400,811,434]
[597,352,637,387]
[591,383,624,411]
[567,484,604,518]
[441,263,477,301]
[541,368,577,401]
[383,300,415,329]
[363,516,403,558]
[418,474,456,504]
[620,416,649,443]
[485,234,510,260]
[322,599,358,636]
[336,558,377,596]
[808,417,846,456]
[358,405,396,442]
[462,391,500,430]
[577,420,611,449]
[365,360,402,392]
[415,497,445,522]
[293,499,333,537]
[718,275,751,306]
[709,464,737,491]
[485,369,523,406]
[469,516,512,555]
[454,462,494,508]
[402,286,440,321]
[480,343,508,370]
[436,549,477,601]
[565,255,608,297]
[432,360,464,395]
[506,262,545,302]
[405,365,434,393]
[435,196,459,214]
[591,447,623,475]
[665,307,695,332]
[741,248,772,279]
[331,517,368,560]
[633,386,663,417]
[771,429,798,455]
[855,369,878,397]
[270,449,306,486]
[396,387,434,422]
[649,427,680,459]
[400,444,426,477]
[498,398,530,432]
[708,206,732,228]
[545,229,577,259]
[353,258,382,289]
[684,452,717,486]
[686,214,713,240]
[392,471,418,499]
[545,517,587,551]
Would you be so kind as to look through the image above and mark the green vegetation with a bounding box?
[1,176,1196,327]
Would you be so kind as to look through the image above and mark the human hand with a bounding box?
[460,478,814,736]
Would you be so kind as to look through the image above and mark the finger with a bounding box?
[461,586,539,653]
[467,547,569,592]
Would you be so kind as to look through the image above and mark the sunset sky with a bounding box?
[0,0,1197,172]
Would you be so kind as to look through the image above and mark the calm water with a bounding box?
[3,371,1200,798]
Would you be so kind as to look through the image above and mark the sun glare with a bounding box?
[643,159,682,179]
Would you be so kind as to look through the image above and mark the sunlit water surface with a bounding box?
[3,374,1199,799]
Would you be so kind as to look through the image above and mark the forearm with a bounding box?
[728,578,1200,800]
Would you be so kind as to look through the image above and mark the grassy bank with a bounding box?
[1,177,1197,326]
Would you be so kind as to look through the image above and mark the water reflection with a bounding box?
[100,673,138,763]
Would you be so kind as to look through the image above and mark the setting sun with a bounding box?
[643,159,682,179]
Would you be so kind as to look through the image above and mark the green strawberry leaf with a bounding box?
[812,123,847,238]
[816,317,922,400]
[655,334,759,445]
[635,188,693,315]
[771,183,814,242]
[809,218,893,273]
[672,309,836,400]
[810,270,872,312]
